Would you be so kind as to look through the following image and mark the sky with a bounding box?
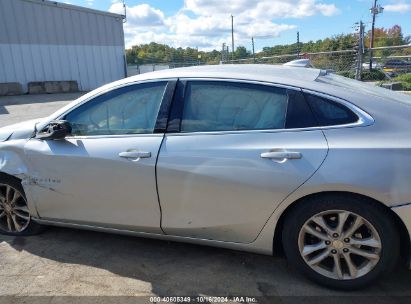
[60,0,411,51]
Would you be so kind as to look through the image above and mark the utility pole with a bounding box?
[297,31,300,58]
[252,37,256,63]
[122,0,127,23]
[221,43,226,63]
[355,21,365,80]
[122,0,127,77]
[231,15,235,61]
[369,0,384,70]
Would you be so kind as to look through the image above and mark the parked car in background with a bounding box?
[1,65,411,290]
[362,60,383,70]
[383,59,411,75]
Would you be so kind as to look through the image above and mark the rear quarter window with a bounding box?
[305,94,359,126]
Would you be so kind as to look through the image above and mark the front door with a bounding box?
[24,81,172,233]
[157,80,329,243]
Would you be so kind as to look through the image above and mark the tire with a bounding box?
[0,174,44,236]
[282,193,400,290]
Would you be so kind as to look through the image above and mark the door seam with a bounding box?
[155,134,167,234]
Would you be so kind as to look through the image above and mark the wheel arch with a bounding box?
[273,191,410,266]
[0,146,30,180]
[0,169,39,218]
[0,171,23,182]
[0,170,44,235]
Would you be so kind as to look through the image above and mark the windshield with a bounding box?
[316,73,411,106]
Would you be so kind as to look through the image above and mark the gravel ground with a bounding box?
[1,227,411,300]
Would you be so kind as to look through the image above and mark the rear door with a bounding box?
[157,80,329,243]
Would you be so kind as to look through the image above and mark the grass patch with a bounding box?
[394,73,411,83]
[337,69,386,81]
[380,73,411,91]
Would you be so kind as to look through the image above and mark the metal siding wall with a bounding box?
[0,0,20,83]
[0,0,125,92]
[104,15,120,81]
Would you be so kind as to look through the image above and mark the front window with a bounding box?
[65,82,167,136]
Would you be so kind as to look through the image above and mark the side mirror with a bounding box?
[36,120,72,140]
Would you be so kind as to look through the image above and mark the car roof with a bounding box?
[46,65,325,123]
[121,64,323,86]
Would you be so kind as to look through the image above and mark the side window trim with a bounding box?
[166,79,187,133]
[285,88,317,129]
[154,80,177,133]
[301,89,375,128]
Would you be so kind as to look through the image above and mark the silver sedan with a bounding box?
[1,65,411,290]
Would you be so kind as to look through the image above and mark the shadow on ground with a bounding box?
[0,106,9,115]
[0,92,85,106]
[1,226,411,301]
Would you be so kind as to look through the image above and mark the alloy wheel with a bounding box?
[0,184,31,233]
[298,210,382,280]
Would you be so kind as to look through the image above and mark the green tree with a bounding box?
[125,26,409,66]
[234,46,250,59]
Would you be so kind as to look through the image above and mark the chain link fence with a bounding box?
[225,50,358,74]
[126,45,411,91]
[127,62,203,76]
[362,45,411,80]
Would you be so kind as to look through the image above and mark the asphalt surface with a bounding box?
[0,93,411,302]
[0,93,82,127]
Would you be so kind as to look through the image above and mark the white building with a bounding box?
[0,0,126,93]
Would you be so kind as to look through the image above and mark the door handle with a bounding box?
[261,151,302,160]
[119,151,151,159]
